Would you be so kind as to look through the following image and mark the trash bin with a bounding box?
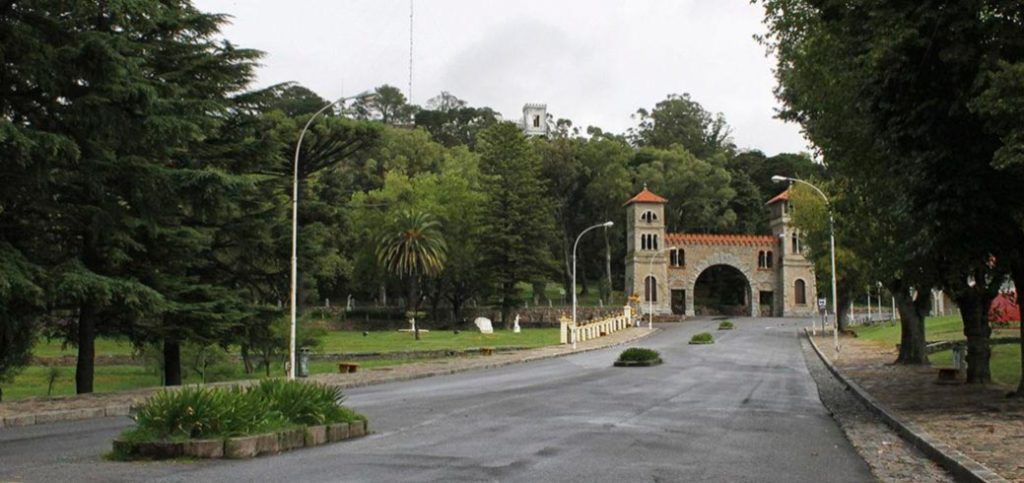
[298,348,311,378]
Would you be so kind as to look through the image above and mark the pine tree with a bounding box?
[476,123,556,327]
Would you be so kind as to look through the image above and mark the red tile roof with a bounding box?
[766,189,790,205]
[624,188,668,206]
[666,233,777,247]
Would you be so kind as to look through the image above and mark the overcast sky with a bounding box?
[194,0,809,155]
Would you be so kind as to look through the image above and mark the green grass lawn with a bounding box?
[32,337,138,358]
[317,328,558,353]
[854,315,1022,387]
[0,358,428,402]
[931,345,1021,387]
[854,315,1018,344]
[5,328,560,402]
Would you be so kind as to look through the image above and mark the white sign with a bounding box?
[818,298,828,311]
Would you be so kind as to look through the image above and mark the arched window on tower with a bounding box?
[641,210,658,223]
[653,234,659,250]
[645,275,657,302]
[766,251,774,268]
[533,115,541,128]
[795,279,807,305]
[758,251,766,269]
[791,232,800,254]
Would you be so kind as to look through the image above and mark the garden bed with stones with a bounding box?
[113,420,368,460]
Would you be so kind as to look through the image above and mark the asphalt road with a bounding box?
[0,317,873,482]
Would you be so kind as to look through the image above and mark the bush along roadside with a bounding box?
[689,332,714,345]
[718,321,734,330]
[613,347,662,367]
[111,380,367,460]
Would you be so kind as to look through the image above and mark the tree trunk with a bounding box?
[1010,265,1024,396]
[836,290,853,332]
[164,339,182,386]
[75,302,97,394]
[955,285,994,384]
[891,281,930,364]
[241,344,253,374]
[380,283,387,307]
[501,281,515,329]
[579,259,589,296]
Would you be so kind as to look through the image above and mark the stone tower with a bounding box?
[767,190,818,316]
[522,103,548,137]
[625,187,670,315]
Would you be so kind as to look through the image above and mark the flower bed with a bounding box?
[689,332,715,345]
[111,380,367,460]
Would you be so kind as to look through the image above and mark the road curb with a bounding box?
[804,330,1008,483]
[1,327,656,430]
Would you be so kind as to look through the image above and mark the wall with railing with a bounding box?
[559,306,635,345]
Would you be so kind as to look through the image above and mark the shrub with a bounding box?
[122,380,364,444]
[689,332,714,344]
[617,347,661,362]
[127,386,284,441]
[251,379,363,426]
[718,321,734,330]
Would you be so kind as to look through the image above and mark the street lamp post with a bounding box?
[646,246,671,330]
[772,175,840,352]
[289,90,376,380]
[572,221,614,349]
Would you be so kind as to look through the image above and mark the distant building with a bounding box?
[624,187,818,317]
[518,103,550,137]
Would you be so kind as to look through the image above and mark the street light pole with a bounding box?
[772,175,840,352]
[289,91,375,380]
[572,221,614,349]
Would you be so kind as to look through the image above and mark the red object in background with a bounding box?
[989,291,1020,324]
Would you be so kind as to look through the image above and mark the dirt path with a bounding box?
[813,335,1024,481]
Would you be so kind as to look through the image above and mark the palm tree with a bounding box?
[376,210,447,340]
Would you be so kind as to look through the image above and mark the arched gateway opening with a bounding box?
[693,265,752,316]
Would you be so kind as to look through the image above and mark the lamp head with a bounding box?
[347,90,378,102]
[771,175,789,183]
[603,221,614,227]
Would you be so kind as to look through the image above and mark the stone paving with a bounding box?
[801,337,954,482]
[0,327,655,425]
[813,334,1024,482]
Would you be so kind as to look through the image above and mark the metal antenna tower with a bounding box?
[408,0,414,103]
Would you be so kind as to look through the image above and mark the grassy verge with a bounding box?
[853,315,1018,344]
[931,345,1022,387]
[0,358,429,402]
[318,328,558,353]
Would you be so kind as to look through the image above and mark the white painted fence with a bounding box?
[560,306,634,345]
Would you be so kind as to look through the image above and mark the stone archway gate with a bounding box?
[665,234,776,317]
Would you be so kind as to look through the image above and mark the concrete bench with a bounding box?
[338,362,359,373]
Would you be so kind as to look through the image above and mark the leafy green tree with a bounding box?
[477,123,556,326]
[632,147,737,233]
[760,0,1024,380]
[350,84,417,125]
[262,82,329,117]
[376,210,447,340]
[630,93,735,158]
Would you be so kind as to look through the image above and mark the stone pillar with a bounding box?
[685,283,696,317]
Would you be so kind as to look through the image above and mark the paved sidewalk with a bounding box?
[0,327,655,427]
[812,335,1024,481]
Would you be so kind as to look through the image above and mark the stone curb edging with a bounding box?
[113,420,369,460]
[804,330,1008,483]
[1,327,656,430]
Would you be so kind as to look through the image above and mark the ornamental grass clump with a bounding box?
[718,320,734,330]
[251,379,364,426]
[690,332,715,344]
[614,347,662,367]
[120,380,364,445]
[124,386,285,442]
